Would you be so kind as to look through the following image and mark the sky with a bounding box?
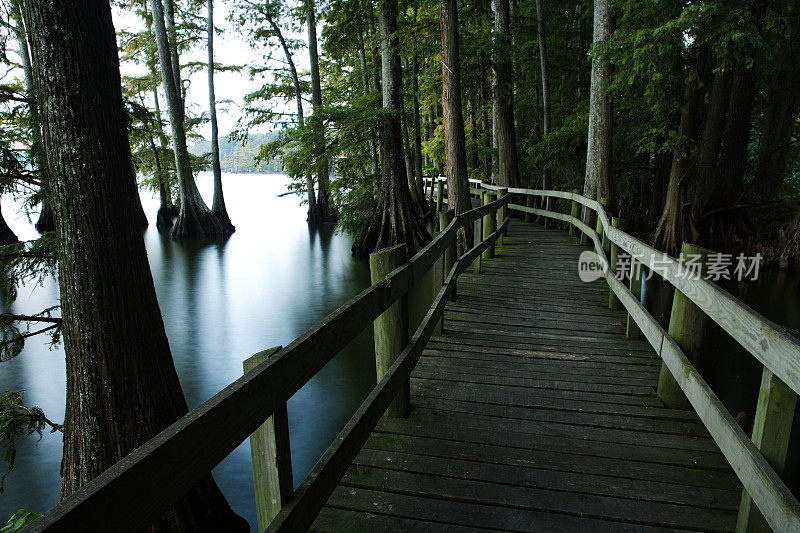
[111,1,309,140]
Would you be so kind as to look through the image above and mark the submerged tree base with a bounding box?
[351,193,431,257]
[0,213,18,245]
[172,206,235,238]
[156,206,175,230]
[35,202,55,233]
[307,204,338,225]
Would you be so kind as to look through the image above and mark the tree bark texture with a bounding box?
[441,0,474,252]
[653,52,706,254]
[491,0,521,189]
[18,1,245,529]
[535,0,552,190]
[583,0,613,205]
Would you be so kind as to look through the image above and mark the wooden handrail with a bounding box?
[504,188,800,533]
[27,193,510,533]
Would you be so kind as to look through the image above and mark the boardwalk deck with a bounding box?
[312,220,739,532]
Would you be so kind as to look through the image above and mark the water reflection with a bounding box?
[0,174,375,529]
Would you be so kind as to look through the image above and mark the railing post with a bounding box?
[436,180,444,213]
[657,242,711,410]
[737,368,797,532]
[497,187,508,243]
[525,194,534,223]
[627,259,643,340]
[543,196,552,228]
[594,197,608,253]
[243,347,293,531]
[369,244,411,417]
[569,190,580,237]
[482,190,496,260]
[440,209,456,301]
[473,191,484,273]
[608,217,627,310]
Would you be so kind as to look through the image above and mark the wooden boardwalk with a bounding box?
[313,220,740,532]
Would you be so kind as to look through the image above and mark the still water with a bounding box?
[0,173,376,528]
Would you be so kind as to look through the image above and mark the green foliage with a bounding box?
[1,510,42,533]
[0,391,61,494]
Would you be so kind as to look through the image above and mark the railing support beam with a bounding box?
[482,191,496,260]
[244,347,294,531]
[657,242,711,410]
[370,244,411,418]
[627,260,643,340]
[440,209,456,302]
[608,217,627,310]
[737,368,797,532]
[569,190,580,237]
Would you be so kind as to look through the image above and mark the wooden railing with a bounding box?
[25,192,510,533]
[426,176,800,532]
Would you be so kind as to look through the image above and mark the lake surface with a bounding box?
[0,173,376,528]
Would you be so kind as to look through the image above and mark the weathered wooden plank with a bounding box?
[324,485,674,532]
[351,448,740,509]
[364,432,737,489]
[339,465,736,530]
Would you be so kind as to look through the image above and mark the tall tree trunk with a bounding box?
[705,63,756,231]
[653,51,706,254]
[12,3,55,233]
[535,0,552,190]
[441,0,474,253]
[151,85,175,229]
[152,0,228,237]
[401,94,424,211]
[481,76,492,181]
[264,10,317,222]
[356,11,380,187]
[352,0,431,257]
[411,6,425,201]
[690,66,732,220]
[491,0,521,189]
[583,0,613,211]
[468,99,479,172]
[307,2,337,223]
[162,0,184,120]
[754,36,800,203]
[207,0,234,232]
[18,1,246,528]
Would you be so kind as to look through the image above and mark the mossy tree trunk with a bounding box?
[19,1,246,528]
